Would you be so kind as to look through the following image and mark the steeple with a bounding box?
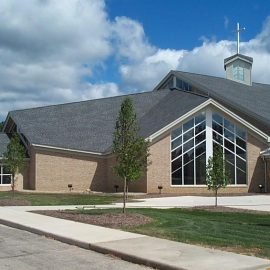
[224,22,253,86]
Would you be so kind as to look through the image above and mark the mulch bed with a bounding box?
[33,210,153,229]
[0,199,31,206]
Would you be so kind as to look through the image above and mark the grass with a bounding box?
[75,208,270,259]
[0,191,119,206]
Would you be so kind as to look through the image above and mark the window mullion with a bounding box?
[205,108,213,162]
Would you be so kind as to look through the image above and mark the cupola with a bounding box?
[224,23,253,86]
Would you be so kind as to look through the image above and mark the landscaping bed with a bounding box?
[34,210,152,229]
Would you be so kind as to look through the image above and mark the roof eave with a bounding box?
[32,143,111,157]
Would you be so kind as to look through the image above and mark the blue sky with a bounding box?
[0,0,270,120]
[106,0,268,49]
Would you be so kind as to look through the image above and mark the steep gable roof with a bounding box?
[171,71,270,133]
[0,133,9,157]
[7,90,208,154]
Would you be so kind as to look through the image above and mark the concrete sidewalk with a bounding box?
[5,195,270,213]
[0,207,269,270]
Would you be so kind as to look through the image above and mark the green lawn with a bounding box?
[76,208,270,259]
[0,191,119,206]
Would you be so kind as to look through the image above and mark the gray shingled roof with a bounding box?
[224,53,253,67]
[173,71,270,131]
[0,133,9,157]
[8,90,208,153]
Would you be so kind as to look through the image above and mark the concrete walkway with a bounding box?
[5,195,270,212]
[0,207,269,270]
[113,195,270,211]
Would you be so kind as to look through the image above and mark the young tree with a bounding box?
[3,134,26,197]
[0,121,4,131]
[113,97,150,213]
[206,145,230,207]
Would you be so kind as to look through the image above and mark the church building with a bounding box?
[0,39,270,194]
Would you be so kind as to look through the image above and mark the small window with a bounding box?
[176,78,192,91]
[0,165,11,185]
[233,64,244,81]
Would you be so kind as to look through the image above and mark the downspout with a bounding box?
[265,158,268,193]
[263,156,267,193]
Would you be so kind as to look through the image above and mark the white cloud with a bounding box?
[81,82,121,100]
[0,0,114,119]
[120,49,185,90]
[112,16,155,62]
[1,1,270,121]
[118,16,270,91]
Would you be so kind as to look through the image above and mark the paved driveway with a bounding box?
[0,224,151,270]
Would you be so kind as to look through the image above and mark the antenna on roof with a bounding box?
[235,22,245,54]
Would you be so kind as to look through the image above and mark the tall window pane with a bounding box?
[212,112,247,185]
[184,161,194,185]
[171,112,206,186]
[172,168,182,185]
[196,153,206,184]
[171,111,247,186]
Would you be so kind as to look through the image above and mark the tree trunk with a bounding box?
[215,189,218,207]
[12,174,15,198]
[123,176,127,214]
[126,182,129,202]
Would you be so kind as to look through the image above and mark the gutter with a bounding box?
[31,144,110,157]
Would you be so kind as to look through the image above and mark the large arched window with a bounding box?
[170,110,247,186]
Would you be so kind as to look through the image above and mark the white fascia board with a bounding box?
[148,99,210,141]
[210,99,269,140]
[2,113,11,132]
[31,144,107,156]
[148,99,269,142]
[225,56,252,66]
[153,71,174,91]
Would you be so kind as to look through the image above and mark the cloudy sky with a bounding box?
[0,0,270,120]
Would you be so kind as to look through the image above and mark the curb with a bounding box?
[0,218,185,270]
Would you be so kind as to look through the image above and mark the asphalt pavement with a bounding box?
[0,224,152,270]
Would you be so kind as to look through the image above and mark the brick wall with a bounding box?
[106,156,147,193]
[23,130,268,194]
[247,133,268,192]
[146,131,267,194]
[31,148,106,192]
[27,147,147,193]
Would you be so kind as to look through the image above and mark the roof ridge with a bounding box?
[173,70,226,80]
[9,90,157,114]
[173,70,270,86]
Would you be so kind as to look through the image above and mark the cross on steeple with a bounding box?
[235,22,245,54]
